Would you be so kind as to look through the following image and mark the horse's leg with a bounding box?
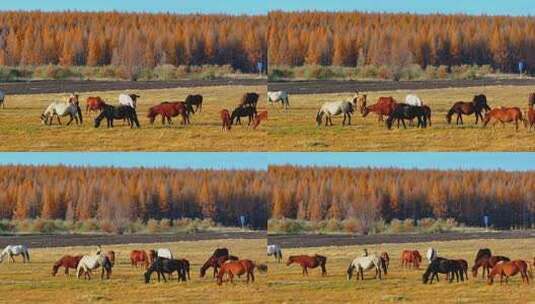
[401,119,407,129]
[66,114,74,126]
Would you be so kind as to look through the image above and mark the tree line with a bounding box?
[268,11,535,73]
[0,11,266,73]
[269,166,535,229]
[0,165,268,229]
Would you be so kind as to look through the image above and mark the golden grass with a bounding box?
[0,238,267,304]
[0,85,267,151]
[269,85,535,151]
[267,238,535,303]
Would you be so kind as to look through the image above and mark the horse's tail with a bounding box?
[346,263,354,280]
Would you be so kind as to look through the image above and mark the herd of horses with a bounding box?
[1,244,265,286]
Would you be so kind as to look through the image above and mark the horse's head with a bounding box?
[51,263,59,276]
[40,113,48,124]
[94,116,102,128]
[445,112,452,124]
[385,116,394,129]
[315,111,323,126]
[422,271,430,284]
[346,264,354,280]
[286,256,294,266]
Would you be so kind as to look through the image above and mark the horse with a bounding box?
[216,259,258,285]
[106,250,116,266]
[144,257,188,283]
[529,93,535,108]
[405,94,424,106]
[316,101,354,126]
[286,254,327,277]
[455,259,469,281]
[267,91,290,109]
[0,245,30,263]
[267,244,283,263]
[200,255,239,278]
[380,252,390,272]
[185,94,203,112]
[147,102,190,125]
[252,111,268,129]
[472,255,510,279]
[347,254,387,281]
[52,255,83,276]
[361,96,396,122]
[426,248,438,264]
[86,96,106,116]
[0,90,5,108]
[41,97,83,126]
[76,254,113,280]
[483,106,523,131]
[239,92,259,108]
[446,94,491,125]
[526,107,535,131]
[386,103,427,129]
[422,257,464,284]
[475,248,492,263]
[230,104,257,125]
[130,250,150,269]
[488,260,530,285]
[400,250,422,269]
[119,93,140,109]
[220,109,231,131]
[94,103,140,128]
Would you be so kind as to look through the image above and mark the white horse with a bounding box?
[119,93,139,109]
[0,90,5,108]
[77,254,112,280]
[347,254,386,280]
[156,248,173,259]
[405,94,424,106]
[267,244,283,263]
[0,245,30,263]
[316,100,354,126]
[267,91,290,109]
[41,94,82,125]
[426,248,438,264]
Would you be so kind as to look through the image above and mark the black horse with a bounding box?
[185,94,203,113]
[422,257,464,284]
[231,104,257,125]
[240,92,259,108]
[95,104,140,128]
[213,248,230,258]
[144,257,188,283]
[386,103,427,129]
[180,101,196,117]
[474,248,492,264]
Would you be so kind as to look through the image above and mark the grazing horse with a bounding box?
[86,96,106,116]
[94,103,140,128]
[239,92,259,108]
[76,254,113,280]
[446,94,491,125]
[483,106,523,131]
[401,250,422,269]
[52,255,83,276]
[316,101,354,126]
[217,259,258,285]
[185,94,203,112]
[200,255,239,278]
[267,244,283,263]
[220,109,231,131]
[286,255,327,277]
[119,93,140,109]
[147,102,190,125]
[41,98,83,126]
[475,248,492,263]
[405,94,424,106]
[422,257,464,284]
[472,255,510,278]
[0,90,5,108]
[529,93,535,108]
[347,254,387,281]
[380,252,390,272]
[526,107,535,131]
[144,257,188,283]
[230,104,257,125]
[0,245,30,263]
[488,260,530,285]
[252,111,268,129]
[426,248,438,264]
[386,103,427,129]
[361,96,396,122]
[130,250,150,269]
[267,91,290,109]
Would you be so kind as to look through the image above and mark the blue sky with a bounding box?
[1,0,533,15]
[0,153,533,171]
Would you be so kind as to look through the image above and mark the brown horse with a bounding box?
[529,93,535,108]
[147,102,190,125]
[526,107,535,131]
[400,250,422,269]
[86,96,105,116]
[106,250,116,266]
[483,107,523,131]
[130,250,150,269]
[286,254,327,277]
[380,252,390,272]
[220,109,231,131]
[472,255,510,278]
[252,111,268,129]
[200,255,239,278]
[52,255,83,276]
[488,260,530,285]
[216,259,256,285]
[361,96,396,122]
[454,259,469,280]
[446,94,491,125]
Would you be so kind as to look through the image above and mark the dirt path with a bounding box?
[269,78,535,95]
[0,79,265,95]
[268,230,535,248]
[0,231,266,248]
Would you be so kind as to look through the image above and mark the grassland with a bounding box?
[0,238,267,304]
[267,238,535,303]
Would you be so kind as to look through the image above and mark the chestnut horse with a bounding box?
[200,253,239,278]
[147,102,190,125]
[472,255,510,278]
[286,254,327,276]
[220,109,231,131]
[488,260,530,285]
[361,96,396,122]
[446,94,491,125]
[252,111,268,129]
[529,93,535,108]
[525,107,534,131]
[483,107,523,131]
[216,259,257,285]
[52,255,83,276]
[86,96,105,116]
[130,250,150,268]
[400,250,422,269]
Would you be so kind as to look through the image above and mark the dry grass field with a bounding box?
[267,238,535,303]
[0,238,267,304]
